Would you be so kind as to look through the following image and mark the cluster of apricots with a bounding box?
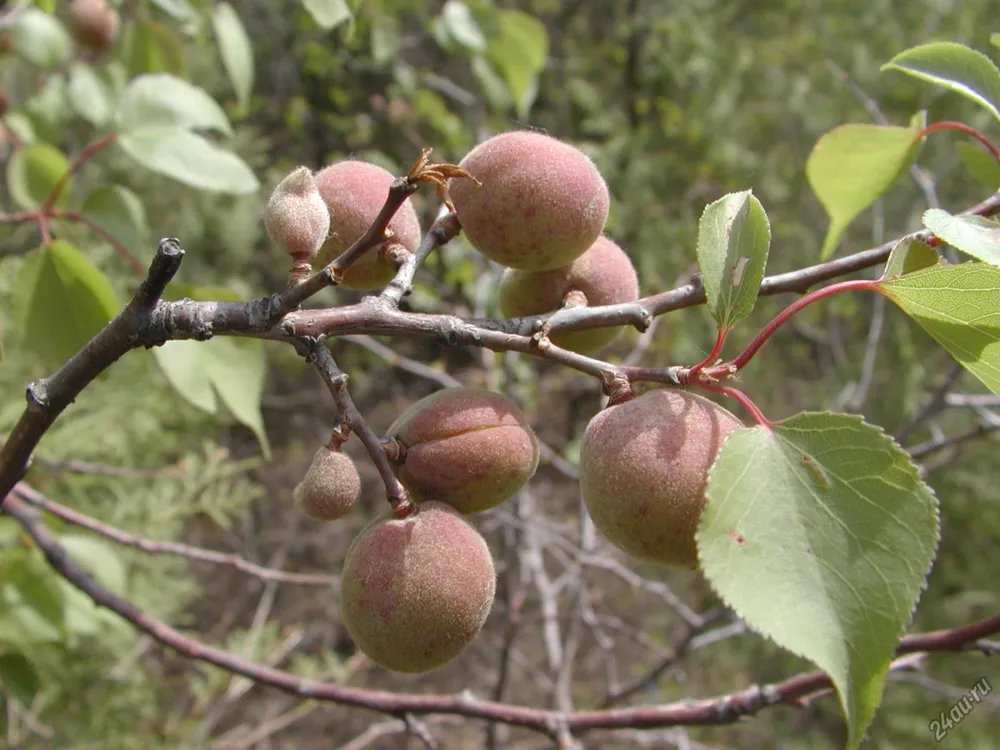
[266,131,743,673]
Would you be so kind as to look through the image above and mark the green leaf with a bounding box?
[59,535,127,594]
[81,184,150,259]
[442,1,487,52]
[11,241,120,367]
[153,341,218,413]
[35,0,56,11]
[117,74,232,135]
[992,33,1000,51]
[152,338,270,457]
[301,0,352,30]
[11,8,71,69]
[807,124,923,259]
[882,42,1000,124]
[923,209,1000,264]
[471,55,512,112]
[67,63,116,127]
[118,128,259,194]
[700,413,939,749]
[695,190,771,329]
[487,10,548,118]
[202,338,271,459]
[955,142,1000,191]
[6,142,72,210]
[7,551,66,634]
[121,20,188,79]
[212,3,255,114]
[881,263,1000,396]
[147,0,199,24]
[0,653,41,706]
[880,237,939,281]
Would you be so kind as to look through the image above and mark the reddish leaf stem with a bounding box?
[683,327,729,383]
[41,133,118,212]
[918,120,1000,164]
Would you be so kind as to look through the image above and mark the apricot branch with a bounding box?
[3,489,997,738]
[12,482,337,586]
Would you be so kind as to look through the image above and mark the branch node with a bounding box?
[25,380,49,409]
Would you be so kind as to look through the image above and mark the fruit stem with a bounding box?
[699,383,773,428]
[712,278,883,376]
[917,120,1000,165]
[682,327,729,383]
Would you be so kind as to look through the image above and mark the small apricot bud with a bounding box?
[449,131,610,271]
[314,160,421,291]
[265,167,330,268]
[340,501,496,673]
[69,0,120,54]
[293,445,361,521]
[580,389,743,569]
[386,387,539,514]
[498,235,640,354]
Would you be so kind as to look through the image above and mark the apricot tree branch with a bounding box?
[381,210,461,306]
[0,238,185,509]
[4,489,998,738]
[12,482,337,586]
[304,339,412,514]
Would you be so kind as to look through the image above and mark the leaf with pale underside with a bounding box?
[880,263,1000,397]
[922,209,1000,265]
[695,190,771,329]
[699,413,939,749]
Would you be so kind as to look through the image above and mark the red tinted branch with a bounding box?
[5,491,997,738]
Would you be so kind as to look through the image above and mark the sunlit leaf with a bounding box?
[117,74,231,135]
[442,1,487,52]
[67,63,116,127]
[301,0,352,30]
[923,209,1000,264]
[487,10,548,118]
[880,237,939,281]
[212,3,255,114]
[59,535,127,594]
[700,413,939,749]
[6,142,72,210]
[881,263,1000,396]
[807,124,923,259]
[695,190,771,329]
[882,42,1000,124]
[11,8,71,68]
[118,128,259,194]
[11,241,120,367]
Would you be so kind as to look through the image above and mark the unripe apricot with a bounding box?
[449,131,610,271]
[69,0,120,54]
[265,167,330,266]
[387,387,539,514]
[293,445,361,521]
[340,501,496,673]
[314,160,421,291]
[498,235,640,354]
[580,389,743,569]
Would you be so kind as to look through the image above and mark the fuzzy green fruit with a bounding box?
[387,387,539,514]
[580,389,743,568]
[449,131,610,271]
[340,501,496,673]
[498,235,640,354]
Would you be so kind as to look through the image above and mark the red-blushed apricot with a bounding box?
[339,501,496,673]
[293,445,361,521]
[449,131,610,271]
[313,160,421,290]
[264,167,330,267]
[498,235,640,354]
[69,0,120,53]
[580,389,744,569]
[386,387,539,514]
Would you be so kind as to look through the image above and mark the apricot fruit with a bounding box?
[293,445,361,521]
[449,131,610,271]
[580,389,743,568]
[340,501,496,673]
[386,387,539,514]
[498,235,640,354]
[314,160,421,290]
[264,167,330,264]
[69,0,120,54]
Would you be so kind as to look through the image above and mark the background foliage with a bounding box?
[1,0,998,748]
